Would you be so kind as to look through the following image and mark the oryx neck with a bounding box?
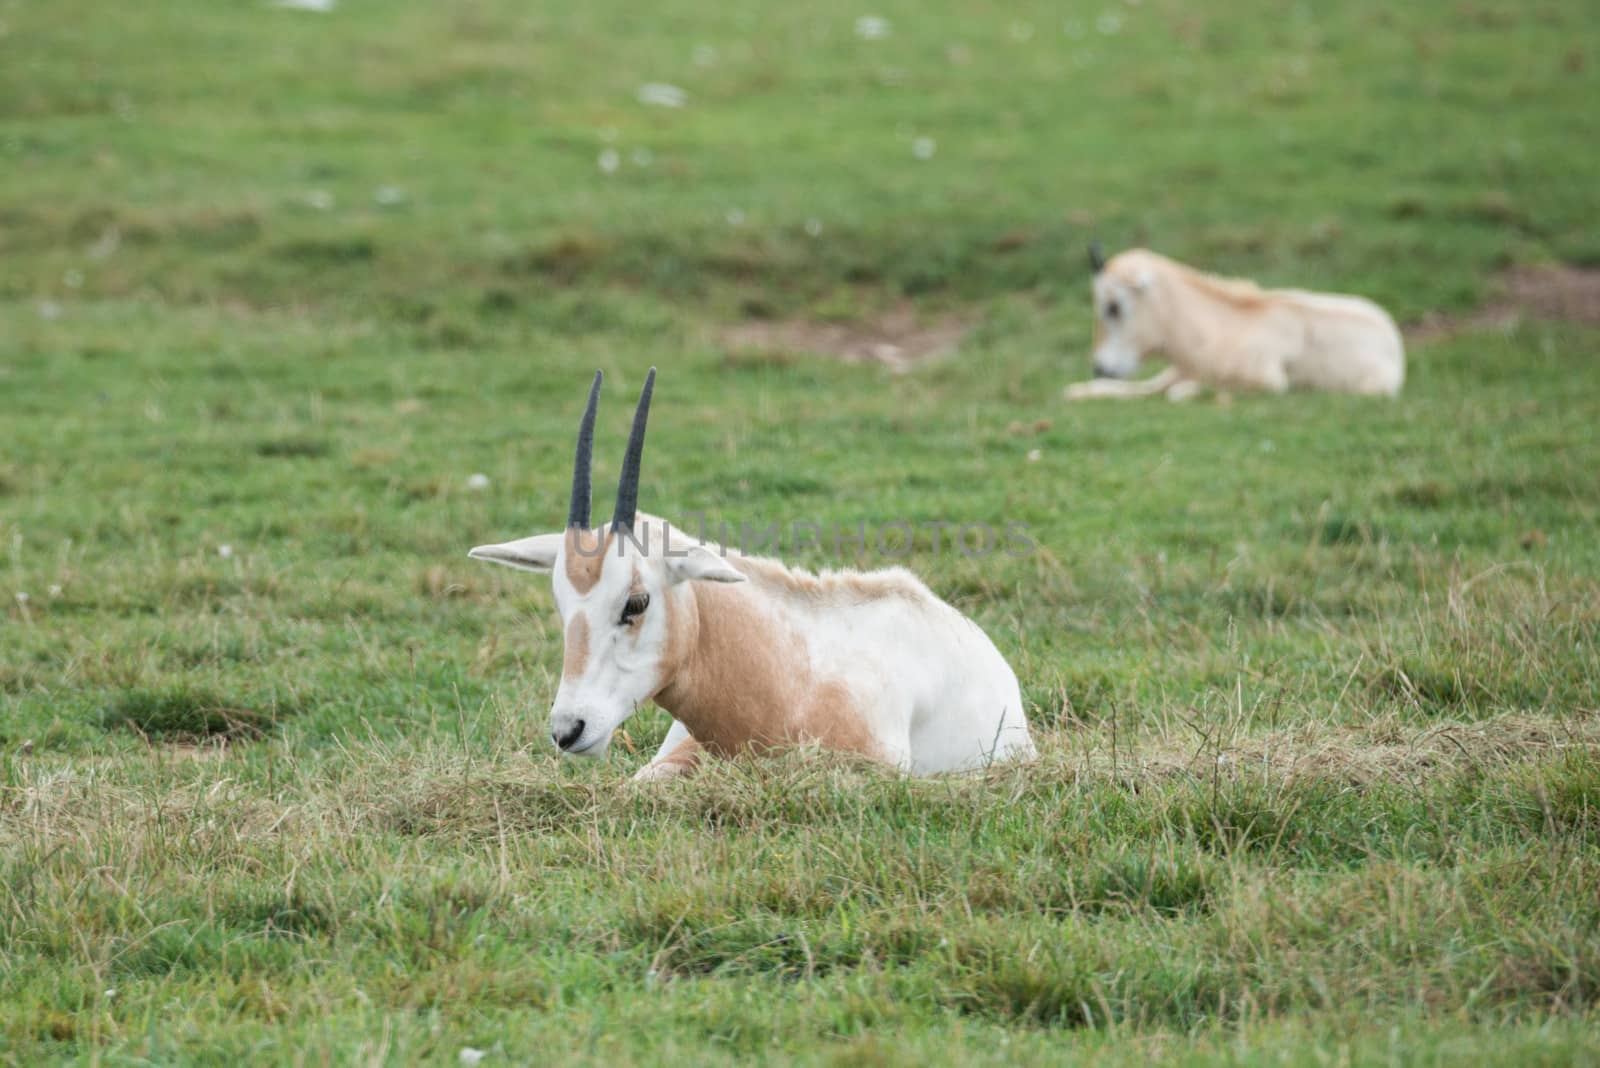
[651,579,802,756]
[1161,265,1228,364]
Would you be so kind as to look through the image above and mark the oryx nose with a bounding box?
[552,718,586,751]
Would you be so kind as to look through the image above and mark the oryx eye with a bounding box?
[620,592,649,624]
[1104,299,1121,321]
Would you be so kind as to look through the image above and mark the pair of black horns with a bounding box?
[1088,240,1106,274]
[567,367,656,533]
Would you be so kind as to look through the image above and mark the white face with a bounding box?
[469,522,746,758]
[545,530,670,757]
[1088,269,1159,380]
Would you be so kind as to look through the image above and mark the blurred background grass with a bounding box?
[2,0,1598,1062]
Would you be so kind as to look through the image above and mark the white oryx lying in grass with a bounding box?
[468,369,1036,781]
[1064,245,1405,401]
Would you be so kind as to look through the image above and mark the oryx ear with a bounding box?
[664,545,747,585]
[468,533,564,574]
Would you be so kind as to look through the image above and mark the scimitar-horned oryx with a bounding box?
[1065,244,1404,401]
[468,369,1037,780]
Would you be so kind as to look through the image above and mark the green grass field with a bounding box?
[3,0,1599,1062]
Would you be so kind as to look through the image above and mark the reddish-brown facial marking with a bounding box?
[564,528,612,594]
[563,613,590,679]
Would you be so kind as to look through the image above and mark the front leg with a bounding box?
[632,719,705,782]
[1064,366,1182,401]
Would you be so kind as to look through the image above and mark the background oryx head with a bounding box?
[467,369,744,758]
[1086,244,1163,380]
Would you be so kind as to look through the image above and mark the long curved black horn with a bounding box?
[611,367,656,533]
[567,370,603,529]
[1088,240,1106,274]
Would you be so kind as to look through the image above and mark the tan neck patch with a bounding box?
[562,612,590,680]
[563,528,613,594]
[653,582,882,762]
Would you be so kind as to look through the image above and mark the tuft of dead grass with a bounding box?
[360,712,1600,841]
[1122,712,1600,789]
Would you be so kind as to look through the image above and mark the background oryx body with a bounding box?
[1066,248,1405,401]
[469,371,1035,780]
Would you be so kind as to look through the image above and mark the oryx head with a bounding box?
[1086,244,1162,380]
[468,369,745,758]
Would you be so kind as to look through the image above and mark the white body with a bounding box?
[472,515,1035,781]
[660,534,1033,776]
[1065,249,1405,401]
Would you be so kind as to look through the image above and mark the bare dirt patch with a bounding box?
[1410,263,1600,341]
[719,303,971,372]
